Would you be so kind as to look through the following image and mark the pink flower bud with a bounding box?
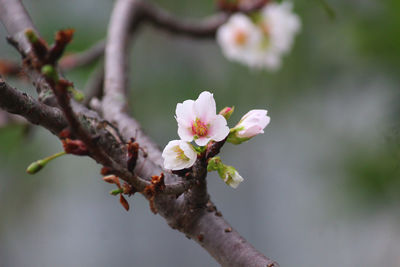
[235,109,270,138]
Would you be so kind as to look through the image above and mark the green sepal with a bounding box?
[207,156,223,172]
[226,127,250,145]
[192,144,206,154]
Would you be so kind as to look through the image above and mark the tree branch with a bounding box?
[102,0,277,266]
[59,40,106,71]
[0,77,66,134]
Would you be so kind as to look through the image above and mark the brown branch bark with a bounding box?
[103,0,277,266]
[0,77,66,134]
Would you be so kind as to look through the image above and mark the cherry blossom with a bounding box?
[216,2,301,71]
[162,140,197,170]
[228,109,270,144]
[175,91,230,146]
[253,1,301,70]
[216,14,262,67]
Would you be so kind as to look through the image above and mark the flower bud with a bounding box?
[25,29,39,44]
[26,151,66,175]
[219,106,234,120]
[41,64,58,82]
[228,109,270,144]
[207,156,244,188]
[219,166,244,189]
[26,160,45,174]
[68,87,85,102]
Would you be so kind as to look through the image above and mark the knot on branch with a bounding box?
[143,173,165,214]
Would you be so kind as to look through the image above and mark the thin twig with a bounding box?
[59,40,106,71]
[82,63,104,106]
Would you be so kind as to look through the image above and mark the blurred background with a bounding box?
[1,0,400,266]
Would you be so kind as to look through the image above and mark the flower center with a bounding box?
[233,29,248,46]
[173,146,189,161]
[192,118,208,138]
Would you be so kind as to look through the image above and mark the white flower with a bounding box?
[253,1,301,70]
[175,91,230,146]
[216,2,301,71]
[216,14,262,67]
[222,167,244,189]
[162,140,197,170]
[228,109,270,144]
[261,2,301,54]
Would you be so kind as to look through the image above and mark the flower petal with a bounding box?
[179,142,197,168]
[175,99,195,127]
[209,114,230,142]
[162,140,197,170]
[193,91,216,123]
[178,125,194,142]
[194,136,212,147]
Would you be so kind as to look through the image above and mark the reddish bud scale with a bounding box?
[122,182,136,196]
[56,79,73,94]
[100,166,113,176]
[58,128,71,139]
[119,194,130,211]
[143,173,165,214]
[102,175,121,188]
[127,139,139,172]
[62,138,89,156]
[47,29,75,64]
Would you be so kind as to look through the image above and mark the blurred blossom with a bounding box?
[217,1,301,70]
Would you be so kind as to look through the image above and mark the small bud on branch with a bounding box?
[26,151,66,174]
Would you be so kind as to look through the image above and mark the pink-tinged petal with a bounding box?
[235,109,270,139]
[178,125,194,142]
[175,100,195,127]
[241,109,267,121]
[194,136,212,146]
[193,91,216,123]
[238,125,263,138]
[209,115,230,142]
